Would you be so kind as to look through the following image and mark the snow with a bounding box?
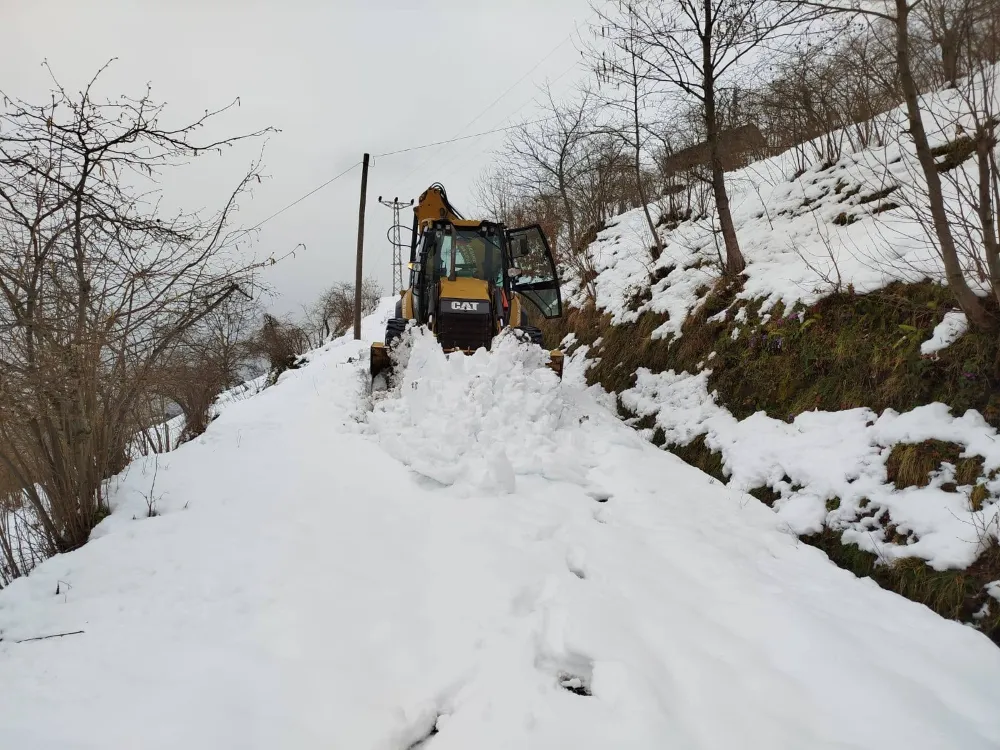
[567,65,1000,339]
[0,302,997,748]
[921,311,969,356]
[622,368,1000,571]
[989,581,1000,604]
[564,66,1000,576]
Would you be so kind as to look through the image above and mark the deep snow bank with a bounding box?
[1,306,999,749]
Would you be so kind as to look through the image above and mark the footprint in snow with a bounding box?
[558,673,593,696]
[536,651,596,698]
[566,547,587,580]
[592,507,610,524]
[404,722,438,750]
[402,711,447,750]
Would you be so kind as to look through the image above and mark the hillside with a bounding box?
[1,303,999,749]
[547,66,1000,641]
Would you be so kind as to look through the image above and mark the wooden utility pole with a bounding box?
[354,153,370,339]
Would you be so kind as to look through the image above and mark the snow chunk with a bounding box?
[921,311,968,355]
[365,329,591,494]
[988,581,1000,603]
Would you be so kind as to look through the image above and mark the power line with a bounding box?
[429,56,588,188]
[444,27,578,139]
[396,14,596,183]
[242,107,592,239]
[242,161,361,234]
[372,117,554,159]
[240,10,603,239]
[239,12,598,244]
[234,120,551,244]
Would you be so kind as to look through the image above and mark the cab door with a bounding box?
[506,225,562,319]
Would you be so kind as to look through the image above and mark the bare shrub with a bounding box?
[0,61,274,573]
[151,293,262,443]
[249,313,309,383]
[755,24,903,169]
[306,277,383,344]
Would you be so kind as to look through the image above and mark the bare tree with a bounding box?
[304,277,383,345]
[506,86,595,257]
[575,133,632,229]
[154,292,261,443]
[596,0,812,276]
[248,313,309,383]
[791,0,994,328]
[951,13,1000,306]
[587,5,665,259]
[0,61,274,560]
[202,293,263,389]
[475,165,520,225]
[914,0,983,88]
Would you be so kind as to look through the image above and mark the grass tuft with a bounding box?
[885,440,963,489]
[970,483,990,512]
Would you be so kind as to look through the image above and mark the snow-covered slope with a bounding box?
[623,370,1000,569]
[564,67,1000,575]
[1,301,999,749]
[570,67,999,333]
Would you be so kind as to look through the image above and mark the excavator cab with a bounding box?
[370,184,564,382]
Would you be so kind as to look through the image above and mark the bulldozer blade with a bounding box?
[370,342,392,380]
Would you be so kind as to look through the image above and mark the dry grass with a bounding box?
[886,440,959,488]
[971,483,990,511]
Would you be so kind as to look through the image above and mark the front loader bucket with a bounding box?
[370,342,392,380]
[547,350,564,379]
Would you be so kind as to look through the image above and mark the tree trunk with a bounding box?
[702,1,745,276]
[977,128,1000,306]
[895,0,992,328]
[940,37,960,88]
[631,54,663,260]
[558,180,577,253]
[636,154,662,260]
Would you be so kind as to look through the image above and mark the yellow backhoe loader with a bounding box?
[370,183,564,381]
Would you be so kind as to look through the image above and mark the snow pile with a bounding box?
[1,305,999,748]
[365,328,590,495]
[622,368,1000,570]
[921,311,969,356]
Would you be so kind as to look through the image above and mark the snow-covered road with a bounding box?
[1,303,998,749]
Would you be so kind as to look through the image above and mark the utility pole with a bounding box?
[378,195,414,295]
[353,153,370,340]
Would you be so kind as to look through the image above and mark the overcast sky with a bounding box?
[3,0,593,317]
